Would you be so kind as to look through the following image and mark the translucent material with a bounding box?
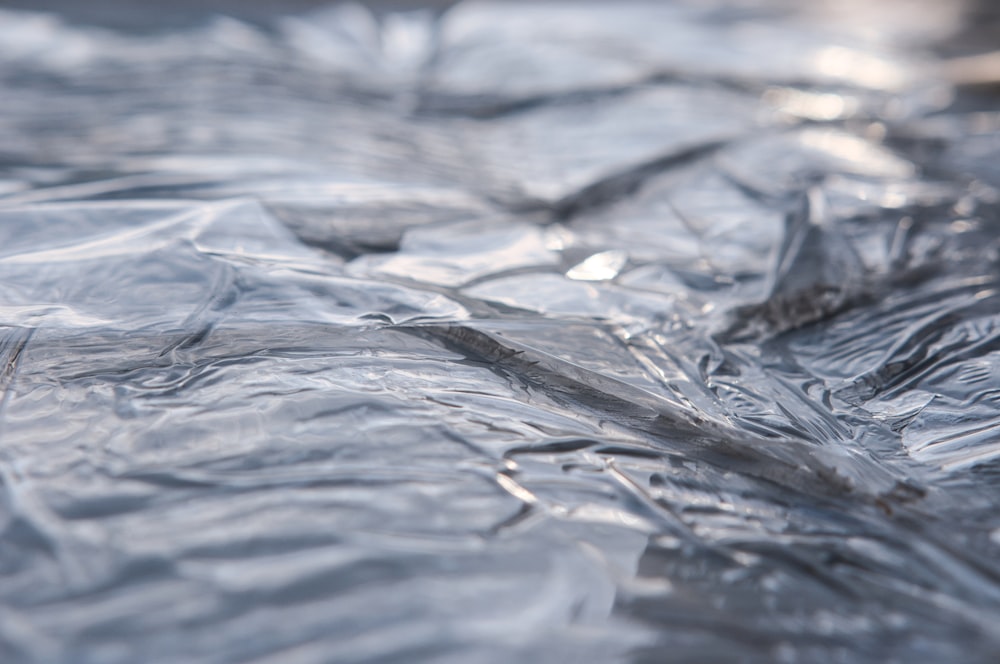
[0,1,999,662]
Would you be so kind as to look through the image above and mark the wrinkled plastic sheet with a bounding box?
[1,1,999,662]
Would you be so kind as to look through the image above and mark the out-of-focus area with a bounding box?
[0,0,996,42]
[0,0,456,28]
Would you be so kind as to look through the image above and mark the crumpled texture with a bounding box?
[0,1,999,662]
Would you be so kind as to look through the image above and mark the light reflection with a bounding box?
[762,87,858,121]
[812,45,910,90]
[566,250,628,281]
[798,128,915,178]
[496,473,538,504]
[944,51,1000,87]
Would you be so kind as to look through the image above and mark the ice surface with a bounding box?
[0,1,999,662]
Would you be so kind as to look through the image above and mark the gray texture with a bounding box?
[0,1,999,662]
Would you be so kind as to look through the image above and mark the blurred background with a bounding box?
[0,0,996,48]
[0,0,459,29]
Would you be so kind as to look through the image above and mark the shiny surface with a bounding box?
[0,1,999,662]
